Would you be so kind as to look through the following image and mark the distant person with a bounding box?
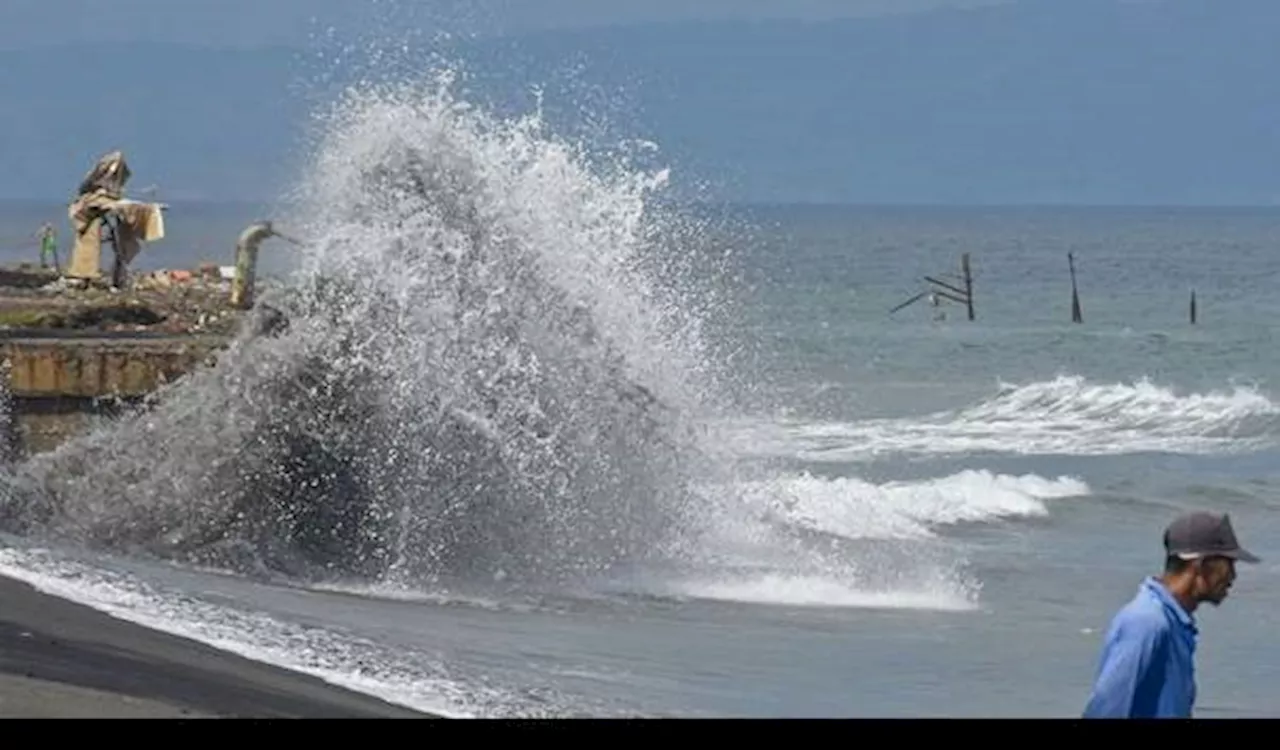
[1082,511,1260,718]
[37,223,58,270]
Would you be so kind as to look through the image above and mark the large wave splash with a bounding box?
[0,74,742,590]
[732,375,1280,462]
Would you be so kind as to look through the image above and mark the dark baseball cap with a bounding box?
[1164,511,1260,563]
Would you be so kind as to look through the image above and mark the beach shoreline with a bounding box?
[0,572,436,718]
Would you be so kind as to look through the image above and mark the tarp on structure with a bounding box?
[66,151,165,282]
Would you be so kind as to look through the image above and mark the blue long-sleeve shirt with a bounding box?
[1083,577,1198,718]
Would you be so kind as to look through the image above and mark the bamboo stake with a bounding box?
[961,252,974,321]
[1068,252,1082,324]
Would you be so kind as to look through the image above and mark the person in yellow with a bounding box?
[65,151,165,287]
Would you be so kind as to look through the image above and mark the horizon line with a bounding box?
[2,197,1280,211]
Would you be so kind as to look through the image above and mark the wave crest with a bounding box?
[731,375,1280,461]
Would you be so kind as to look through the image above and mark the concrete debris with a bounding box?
[0,262,274,337]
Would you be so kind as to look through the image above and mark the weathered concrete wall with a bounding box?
[0,335,230,456]
[4,336,225,399]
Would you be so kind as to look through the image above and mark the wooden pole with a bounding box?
[888,290,927,315]
[1068,252,1082,324]
[1190,289,1197,324]
[923,275,969,298]
[961,252,974,321]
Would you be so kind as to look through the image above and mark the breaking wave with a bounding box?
[0,72,740,590]
[731,376,1280,462]
[734,469,1088,542]
[641,468,1089,611]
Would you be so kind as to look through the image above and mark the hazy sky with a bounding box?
[6,0,1272,205]
[2,0,1011,49]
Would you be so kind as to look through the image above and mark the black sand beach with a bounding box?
[0,574,434,718]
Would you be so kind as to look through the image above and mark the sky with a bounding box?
[1,0,1010,49]
[3,0,1276,206]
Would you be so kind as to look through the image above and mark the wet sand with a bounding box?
[0,574,435,718]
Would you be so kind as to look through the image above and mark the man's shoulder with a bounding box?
[1107,589,1172,641]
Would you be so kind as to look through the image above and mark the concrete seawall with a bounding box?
[0,331,232,455]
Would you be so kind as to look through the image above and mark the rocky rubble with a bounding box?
[0,263,265,336]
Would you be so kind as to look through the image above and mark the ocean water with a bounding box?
[1,81,1279,718]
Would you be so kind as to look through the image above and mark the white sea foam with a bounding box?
[623,468,1088,612]
[734,469,1089,541]
[667,572,978,611]
[727,376,1280,461]
[0,547,508,718]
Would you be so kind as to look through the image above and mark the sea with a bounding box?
[0,83,1278,718]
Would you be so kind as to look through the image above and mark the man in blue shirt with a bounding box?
[1083,511,1260,718]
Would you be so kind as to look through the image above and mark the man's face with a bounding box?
[1194,556,1237,605]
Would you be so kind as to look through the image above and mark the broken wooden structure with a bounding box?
[889,252,975,321]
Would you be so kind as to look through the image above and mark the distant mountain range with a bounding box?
[1,0,1276,205]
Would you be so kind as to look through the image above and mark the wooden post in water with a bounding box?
[1190,289,1197,324]
[961,252,974,321]
[1068,252,1083,324]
